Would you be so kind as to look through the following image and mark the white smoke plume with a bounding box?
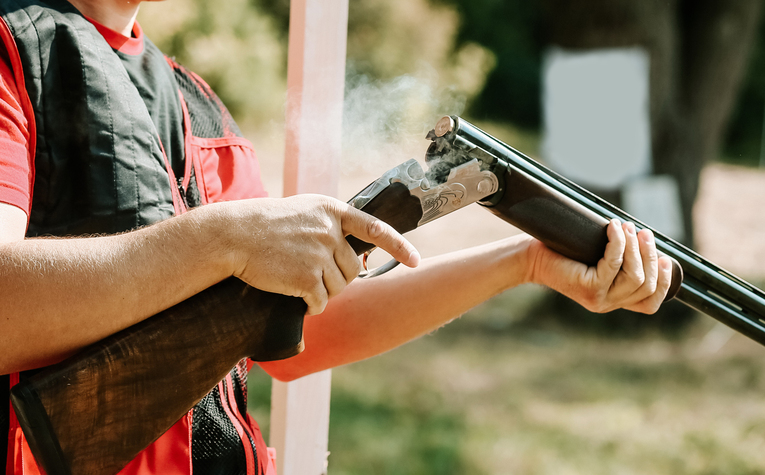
[341,67,467,174]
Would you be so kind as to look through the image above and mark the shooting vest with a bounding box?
[0,1,272,474]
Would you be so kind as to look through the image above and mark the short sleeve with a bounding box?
[0,22,33,217]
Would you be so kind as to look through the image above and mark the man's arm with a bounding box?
[0,196,419,375]
[260,220,671,381]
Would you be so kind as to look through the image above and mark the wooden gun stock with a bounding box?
[11,183,424,475]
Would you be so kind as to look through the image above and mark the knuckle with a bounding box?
[581,290,606,313]
[328,280,346,299]
[592,299,611,314]
[366,219,385,240]
[312,282,328,303]
[641,300,661,315]
[316,194,334,208]
[393,235,408,254]
[628,270,645,287]
[301,269,323,291]
[645,276,658,295]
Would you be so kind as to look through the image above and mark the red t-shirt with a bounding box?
[0,33,32,216]
[0,19,145,217]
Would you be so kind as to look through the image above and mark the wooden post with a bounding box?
[270,1,349,474]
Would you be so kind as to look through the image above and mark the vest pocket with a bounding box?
[190,137,268,204]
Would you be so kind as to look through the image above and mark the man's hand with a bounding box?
[527,219,673,314]
[217,194,420,315]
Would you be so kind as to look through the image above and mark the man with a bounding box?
[0,0,673,473]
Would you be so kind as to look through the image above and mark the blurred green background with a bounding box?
[138,1,765,473]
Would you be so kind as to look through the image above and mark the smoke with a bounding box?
[341,67,466,174]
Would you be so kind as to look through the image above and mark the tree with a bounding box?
[544,0,763,332]
[537,0,762,246]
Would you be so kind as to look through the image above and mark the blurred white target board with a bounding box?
[542,47,651,189]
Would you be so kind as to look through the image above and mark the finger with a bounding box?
[595,219,626,287]
[612,228,659,307]
[626,256,672,314]
[335,242,362,284]
[303,281,329,316]
[609,222,645,298]
[322,265,348,300]
[634,229,659,298]
[340,205,420,268]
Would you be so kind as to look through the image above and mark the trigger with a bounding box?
[359,248,401,279]
[362,250,372,272]
[359,259,401,279]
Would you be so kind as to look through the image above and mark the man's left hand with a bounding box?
[527,219,673,314]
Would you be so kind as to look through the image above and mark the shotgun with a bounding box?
[12,116,763,475]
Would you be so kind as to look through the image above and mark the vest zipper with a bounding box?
[177,177,189,210]
[217,379,257,475]
[157,135,186,215]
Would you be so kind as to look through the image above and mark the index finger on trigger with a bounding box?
[341,205,420,268]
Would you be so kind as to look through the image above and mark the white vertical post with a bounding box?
[270,1,349,475]
[282,0,348,198]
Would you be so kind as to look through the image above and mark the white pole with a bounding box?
[270,1,349,474]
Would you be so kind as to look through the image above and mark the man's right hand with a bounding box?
[0,194,418,372]
[213,194,420,315]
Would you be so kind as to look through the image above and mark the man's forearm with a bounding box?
[0,204,233,374]
[0,193,420,375]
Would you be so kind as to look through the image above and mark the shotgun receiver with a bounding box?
[12,116,764,475]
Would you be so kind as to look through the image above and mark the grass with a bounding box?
[248,285,765,474]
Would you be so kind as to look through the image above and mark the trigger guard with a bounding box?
[358,258,401,279]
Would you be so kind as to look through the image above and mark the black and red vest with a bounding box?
[0,0,272,473]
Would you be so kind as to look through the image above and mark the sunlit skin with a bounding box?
[67,0,163,36]
[0,0,672,377]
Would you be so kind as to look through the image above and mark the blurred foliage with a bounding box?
[255,0,495,99]
[140,0,495,128]
[138,0,287,128]
[436,0,543,128]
